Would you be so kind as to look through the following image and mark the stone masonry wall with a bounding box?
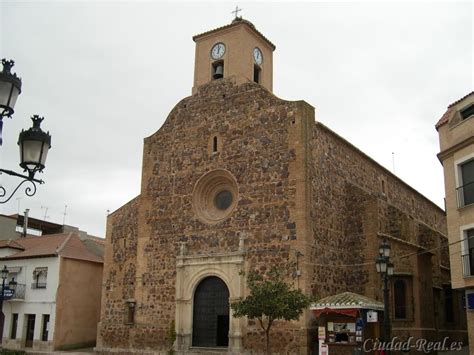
[98,78,467,354]
[308,123,466,351]
[98,196,140,349]
[118,78,308,353]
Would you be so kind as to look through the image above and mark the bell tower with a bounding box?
[192,17,275,94]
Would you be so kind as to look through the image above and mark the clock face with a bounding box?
[253,47,263,65]
[211,43,226,60]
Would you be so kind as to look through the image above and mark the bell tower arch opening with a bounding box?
[192,276,230,347]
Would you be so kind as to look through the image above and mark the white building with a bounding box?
[0,233,103,351]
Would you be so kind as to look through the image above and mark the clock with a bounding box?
[211,43,226,60]
[253,47,263,65]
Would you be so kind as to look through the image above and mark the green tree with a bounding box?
[230,268,312,355]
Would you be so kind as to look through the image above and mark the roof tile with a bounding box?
[311,291,384,310]
[193,18,276,50]
[0,233,103,263]
[436,91,474,129]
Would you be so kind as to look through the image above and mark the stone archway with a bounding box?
[175,246,245,353]
[192,276,230,347]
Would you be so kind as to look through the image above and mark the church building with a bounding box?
[96,18,467,354]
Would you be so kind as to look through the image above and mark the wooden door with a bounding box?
[25,314,35,347]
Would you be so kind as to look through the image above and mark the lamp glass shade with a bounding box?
[376,260,381,273]
[0,60,21,116]
[9,86,20,110]
[379,240,391,258]
[0,81,14,107]
[1,266,8,280]
[376,256,386,273]
[18,116,51,176]
[377,256,387,273]
[387,262,394,276]
[20,139,49,171]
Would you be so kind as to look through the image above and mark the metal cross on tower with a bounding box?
[232,6,242,19]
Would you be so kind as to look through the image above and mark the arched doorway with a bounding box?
[192,276,229,347]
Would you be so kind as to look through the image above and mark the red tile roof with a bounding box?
[448,91,474,108]
[193,17,276,50]
[0,233,103,263]
[436,91,474,129]
[0,239,25,250]
[435,107,455,130]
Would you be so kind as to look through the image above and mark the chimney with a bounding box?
[23,208,29,237]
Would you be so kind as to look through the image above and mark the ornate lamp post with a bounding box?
[375,240,394,354]
[0,59,22,122]
[0,59,52,203]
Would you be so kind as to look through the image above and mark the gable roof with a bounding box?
[193,17,276,50]
[0,239,25,250]
[0,233,103,263]
[448,91,474,109]
[436,91,474,129]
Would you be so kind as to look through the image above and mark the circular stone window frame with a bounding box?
[192,169,239,225]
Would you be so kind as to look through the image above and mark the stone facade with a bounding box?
[97,20,467,355]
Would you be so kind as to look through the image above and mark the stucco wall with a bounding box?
[0,216,21,240]
[54,257,103,350]
[1,257,59,350]
[437,97,474,355]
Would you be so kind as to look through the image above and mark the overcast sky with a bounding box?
[0,1,472,238]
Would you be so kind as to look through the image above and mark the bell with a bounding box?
[213,64,223,79]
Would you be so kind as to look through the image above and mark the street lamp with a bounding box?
[0,59,22,119]
[376,240,394,354]
[18,115,51,180]
[0,59,52,203]
[8,278,17,294]
[0,265,9,333]
[0,265,16,344]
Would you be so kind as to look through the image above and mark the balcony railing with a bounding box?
[462,254,474,277]
[31,282,47,289]
[12,283,26,299]
[0,284,26,300]
[457,181,474,208]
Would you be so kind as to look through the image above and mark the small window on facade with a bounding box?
[41,314,50,341]
[32,267,48,289]
[460,104,474,120]
[381,180,386,195]
[444,287,454,323]
[212,61,224,80]
[459,159,474,207]
[213,136,218,152]
[126,301,136,324]
[10,313,18,339]
[394,279,407,319]
[465,228,474,276]
[253,65,261,84]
